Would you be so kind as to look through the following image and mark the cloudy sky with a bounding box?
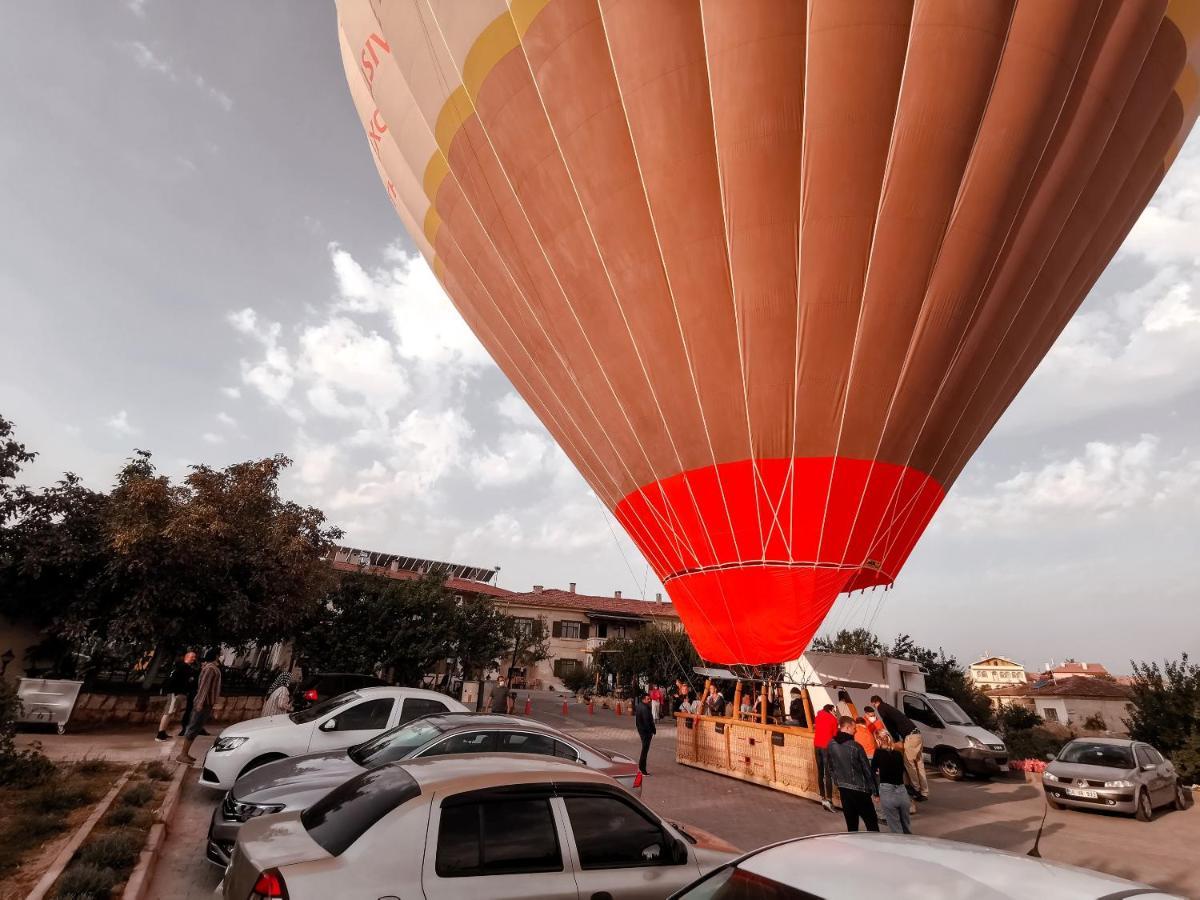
[2,3,1197,674]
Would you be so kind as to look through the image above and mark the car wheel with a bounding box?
[1135,788,1153,822]
[1046,794,1062,810]
[238,754,287,779]
[938,751,964,781]
[1173,783,1189,812]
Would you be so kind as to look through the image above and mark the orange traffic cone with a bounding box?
[588,700,594,715]
[616,701,623,716]
[562,700,569,717]
[524,697,531,715]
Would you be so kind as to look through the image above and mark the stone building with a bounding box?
[968,655,1027,690]
[986,675,1133,734]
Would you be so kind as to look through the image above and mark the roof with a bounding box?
[969,656,1024,669]
[501,586,679,620]
[986,675,1132,700]
[732,833,1152,896]
[1049,661,1110,676]
[330,559,514,598]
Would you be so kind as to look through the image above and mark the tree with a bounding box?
[998,704,1043,733]
[596,625,701,691]
[509,615,551,672]
[1125,654,1200,768]
[450,597,516,681]
[810,627,886,656]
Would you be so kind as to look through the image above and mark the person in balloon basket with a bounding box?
[871,694,929,801]
[176,648,222,765]
[827,716,880,832]
[813,703,839,812]
[789,687,809,727]
[635,692,656,775]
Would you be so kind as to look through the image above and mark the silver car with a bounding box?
[1043,737,1189,820]
[222,754,739,900]
[206,712,641,866]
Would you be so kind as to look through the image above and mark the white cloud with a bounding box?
[119,41,172,78]
[125,0,148,16]
[192,73,233,112]
[105,410,138,437]
[220,386,241,400]
[471,431,551,486]
[296,317,409,416]
[228,308,296,405]
[216,412,237,428]
[945,435,1199,532]
[497,392,540,428]
[201,431,224,445]
[115,41,233,111]
[1121,142,1199,268]
[295,441,339,487]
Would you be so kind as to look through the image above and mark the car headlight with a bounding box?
[1104,779,1134,788]
[966,735,984,750]
[212,737,248,752]
[1043,771,1060,782]
[224,797,285,822]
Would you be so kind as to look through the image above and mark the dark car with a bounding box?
[293,672,387,711]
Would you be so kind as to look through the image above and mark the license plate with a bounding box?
[1066,788,1098,799]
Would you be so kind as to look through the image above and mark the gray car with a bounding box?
[1042,737,1189,820]
[206,712,641,866]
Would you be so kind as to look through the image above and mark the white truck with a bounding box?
[783,651,1009,779]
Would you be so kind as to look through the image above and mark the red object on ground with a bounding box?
[588,700,594,715]
[615,457,944,664]
[303,689,318,702]
[616,702,622,716]
[524,697,531,715]
[562,700,569,717]
[633,771,644,790]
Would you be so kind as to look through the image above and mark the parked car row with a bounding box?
[199,687,1185,899]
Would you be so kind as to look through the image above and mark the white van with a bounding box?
[783,652,1008,779]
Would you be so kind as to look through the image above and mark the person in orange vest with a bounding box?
[863,705,886,736]
[853,716,877,760]
[813,703,839,812]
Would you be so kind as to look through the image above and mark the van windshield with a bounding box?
[928,698,973,727]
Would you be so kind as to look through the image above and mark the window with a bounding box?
[564,794,676,869]
[1135,746,1154,768]
[561,621,582,639]
[435,797,562,877]
[1146,747,1165,765]
[513,617,534,638]
[1043,707,1059,722]
[351,719,444,765]
[553,658,582,678]
[399,697,449,725]
[553,740,578,762]
[329,698,393,731]
[498,732,557,756]
[422,732,497,756]
[902,696,941,729]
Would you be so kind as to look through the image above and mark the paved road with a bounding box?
[138,692,1197,897]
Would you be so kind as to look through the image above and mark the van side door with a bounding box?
[901,694,946,752]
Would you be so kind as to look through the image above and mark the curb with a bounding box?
[26,767,135,900]
[121,762,188,900]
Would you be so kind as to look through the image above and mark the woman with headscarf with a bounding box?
[262,671,293,717]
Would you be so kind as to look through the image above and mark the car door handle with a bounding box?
[590,893,614,900]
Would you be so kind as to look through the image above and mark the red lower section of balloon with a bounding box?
[613,457,946,663]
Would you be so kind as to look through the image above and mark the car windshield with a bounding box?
[928,698,973,727]
[349,718,446,765]
[1057,742,1135,769]
[289,692,360,725]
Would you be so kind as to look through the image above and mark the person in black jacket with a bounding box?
[635,692,656,775]
[827,716,880,832]
[155,650,197,742]
[871,694,929,800]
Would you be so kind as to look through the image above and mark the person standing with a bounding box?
[155,650,197,742]
[872,731,912,834]
[635,692,656,774]
[176,649,222,765]
[489,677,510,714]
[827,716,880,832]
[853,716,877,760]
[813,703,838,812]
[863,705,885,736]
[870,694,929,800]
[649,683,663,721]
[261,671,293,717]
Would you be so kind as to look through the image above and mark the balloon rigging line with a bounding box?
[413,0,733,650]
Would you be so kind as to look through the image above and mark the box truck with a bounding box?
[783,651,1009,779]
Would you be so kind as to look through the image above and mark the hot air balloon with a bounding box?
[335,0,1199,665]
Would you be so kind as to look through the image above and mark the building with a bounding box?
[499,584,682,689]
[1045,660,1111,681]
[968,655,1027,690]
[986,675,1134,734]
[329,546,512,602]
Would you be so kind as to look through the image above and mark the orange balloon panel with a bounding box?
[336,0,1199,663]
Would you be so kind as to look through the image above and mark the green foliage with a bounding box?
[561,665,593,693]
[998,704,1043,733]
[77,828,144,871]
[21,779,96,813]
[73,757,111,777]
[0,414,342,659]
[595,625,701,691]
[1082,713,1108,732]
[1125,653,1200,782]
[105,805,153,829]
[810,628,886,656]
[26,812,69,837]
[145,760,172,781]
[1006,726,1070,762]
[509,615,551,669]
[53,862,119,899]
[118,781,154,808]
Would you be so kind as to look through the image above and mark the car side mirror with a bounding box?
[670,836,689,865]
[1142,764,1156,772]
[320,718,337,732]
[1044,753,1056,762]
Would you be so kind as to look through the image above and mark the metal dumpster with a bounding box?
[16,678,84,734]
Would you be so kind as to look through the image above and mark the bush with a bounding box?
[26,812,69,837]
[53,862,119,899]
[105,806,153,829]
[0,678,58,787]
[145,761,172,781]
[998,705,1042,733]
[1082,713,1107,732]
[1006,726,1070,762]
[118,781,154,808]
[21,780,97,813]
[73,757,110,777]
[77,828,143,870]
[561,665,593,694]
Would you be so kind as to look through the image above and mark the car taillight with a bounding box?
[633,771,644,790]
[303,689,318,702]
[250,868,288,899]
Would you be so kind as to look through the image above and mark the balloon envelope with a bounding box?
[336,0,1199,663]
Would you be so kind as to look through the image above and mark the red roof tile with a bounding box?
[330,560,514,598]
[1050,661,1110,676]
[986,676,1130,700]
[500,587,678,620]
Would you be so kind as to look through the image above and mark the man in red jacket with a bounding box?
[813,703,838,812]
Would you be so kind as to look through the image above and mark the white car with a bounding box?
[222,754,739,900]
[199,686,466,790]
[670,833,1182,899]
